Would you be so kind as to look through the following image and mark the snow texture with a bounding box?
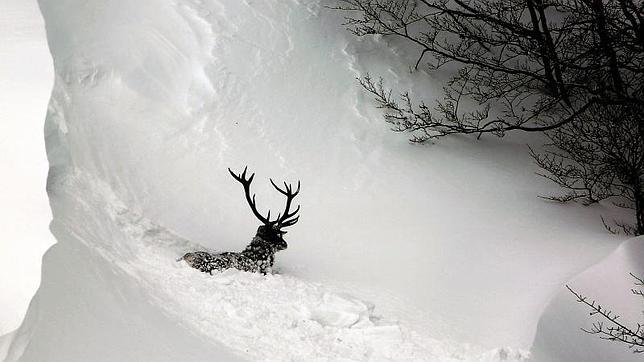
[4,172,526,361]
[531,236,644,362]
[0,0,55,334]
[1,0,640,360]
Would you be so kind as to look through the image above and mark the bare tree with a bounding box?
[332,0,644,233]
[567,273,644,353]
[530,104,644,234]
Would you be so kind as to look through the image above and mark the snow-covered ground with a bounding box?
[532,236,644,362]
[0,0,54,335]
[1,0,641,360]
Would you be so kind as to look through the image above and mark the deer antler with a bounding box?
[228,166,272,225]
[270,179,301,228]
[229,166,301,230]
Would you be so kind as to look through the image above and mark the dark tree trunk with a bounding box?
[335,0,644,235]
[634,179,644,235]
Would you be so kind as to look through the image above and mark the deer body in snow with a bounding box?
[180,167,300,275]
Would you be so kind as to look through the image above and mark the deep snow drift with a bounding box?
[0,0,54,334]
[3,0,640,360]
[3,171,525,361]
[531,236,644,362]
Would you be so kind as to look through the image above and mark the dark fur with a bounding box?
[180,225,288,275]
[181,167,299,275]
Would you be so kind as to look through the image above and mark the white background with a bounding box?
[0,0,54,334]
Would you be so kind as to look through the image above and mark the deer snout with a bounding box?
[275,240,288,250]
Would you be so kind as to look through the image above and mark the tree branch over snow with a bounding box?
[332,0,643,141]
[332,0,644,235]
[567,273,644,353]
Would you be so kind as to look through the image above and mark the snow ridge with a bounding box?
[12,0,625,359]
[58,171,526,361]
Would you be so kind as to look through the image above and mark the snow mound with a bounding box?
[0,0,54,334]
[530,236,644,362]
[7,0,628,359]
[7,171,528,361]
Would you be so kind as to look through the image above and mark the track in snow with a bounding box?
[58,171,525,361]
[15,0,623,359]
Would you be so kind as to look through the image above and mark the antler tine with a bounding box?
[269,178,301,228]
[280,215,299,227]
[269,179,301,196]
[281,204,300,223]
[229,166,271,225]
[283,181,301,196]
[228,167,252,183]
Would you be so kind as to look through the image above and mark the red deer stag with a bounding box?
[180,167,300,274]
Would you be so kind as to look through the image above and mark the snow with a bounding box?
[1,0,640,360]
[531,236,644,362]
[4,171,527,361]
[0,0,55,335]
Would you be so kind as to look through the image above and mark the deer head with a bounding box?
[228,166,300,251]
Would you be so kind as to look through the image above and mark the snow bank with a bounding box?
[530,236,644,362]
[5,171,527,361]
[6,0,632,359]
[0,0,55,334]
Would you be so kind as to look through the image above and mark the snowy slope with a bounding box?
[531,236,644,362]
[4,171,525,361]
[3,0,635,360]
[0,0,54,334]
